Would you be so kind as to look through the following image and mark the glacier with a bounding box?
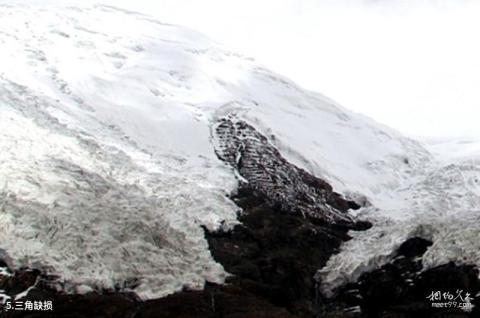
[0,2,479,302]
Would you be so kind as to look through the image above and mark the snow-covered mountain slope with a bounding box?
[0,2,469,302]
[319,138,480,296]
[423,136,480,163]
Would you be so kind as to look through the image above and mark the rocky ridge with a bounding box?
[212,116,368,229]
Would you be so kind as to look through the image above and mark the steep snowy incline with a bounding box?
[0,3,246,300]
[319,138,480,296]
[423,136,480,163]
[0,3,433,300]
[0,3,432,204]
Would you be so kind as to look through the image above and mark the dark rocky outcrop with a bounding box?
[206,186,356,317]
[213,116,366,229]
[1,276,295,318]
[321,237,480,318]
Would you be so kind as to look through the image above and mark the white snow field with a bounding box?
[0,2,478,300]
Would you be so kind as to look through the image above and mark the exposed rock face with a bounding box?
[213,116,366,229]
[206,186,355,317]
[1,274,295,318]
[322,237,480,317]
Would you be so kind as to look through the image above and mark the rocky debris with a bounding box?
[0,267,39,297]
[206,186,357,317]
[213,117,367,229]
[321,237,480,317]
[397,237,433,258]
